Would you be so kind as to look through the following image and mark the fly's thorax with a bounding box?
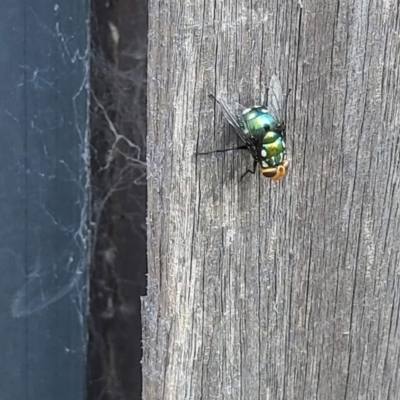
[260,131,286,167]
[241,107,277,138]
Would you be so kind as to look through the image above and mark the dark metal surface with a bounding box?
[0,1,89,399]
[88,0,147,398]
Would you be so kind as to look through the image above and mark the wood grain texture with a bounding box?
[143,0,400,398]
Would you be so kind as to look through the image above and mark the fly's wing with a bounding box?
[267,74,284,125]
[210,94,256,151]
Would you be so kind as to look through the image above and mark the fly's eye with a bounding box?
[271,165,286,181]
[262,168,277,178]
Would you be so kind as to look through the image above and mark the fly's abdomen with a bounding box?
[261,131,285,167]
[242,107,276,138]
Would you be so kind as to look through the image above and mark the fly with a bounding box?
[198,75,291,181]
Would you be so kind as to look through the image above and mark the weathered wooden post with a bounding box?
[144,0,400,398]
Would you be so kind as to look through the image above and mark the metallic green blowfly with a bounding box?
[198,75,290,181]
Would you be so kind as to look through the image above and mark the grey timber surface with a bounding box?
[144,1,400,399]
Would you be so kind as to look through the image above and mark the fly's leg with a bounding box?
[279,122,287,141]
[281,88,292,141]
[240,159,257,181]
[263,87,270,108]
[196,145,248,155]
[209,93,218,104]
